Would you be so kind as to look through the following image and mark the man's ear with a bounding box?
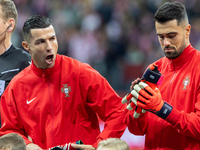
[22,41,30,53]
[7,18,15,33]
[185,24,191,38]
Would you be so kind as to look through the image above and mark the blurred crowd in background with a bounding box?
[12,0,200,91]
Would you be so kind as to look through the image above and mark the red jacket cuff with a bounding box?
[165,107,181,126]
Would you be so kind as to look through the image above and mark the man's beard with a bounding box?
[164,39,186,59]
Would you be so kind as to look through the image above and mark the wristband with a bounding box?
[76,140,83,150]
[157,102,173,119]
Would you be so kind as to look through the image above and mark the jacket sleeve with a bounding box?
[124,106,148,136]
[124,81,200,140]
[80,65,127,148]
[165,90,200,140]
[0,85,32,145]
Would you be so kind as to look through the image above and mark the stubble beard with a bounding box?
[164,39,186,59]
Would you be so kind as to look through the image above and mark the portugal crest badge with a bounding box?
[61,84,71,97]
[183,77,190,89]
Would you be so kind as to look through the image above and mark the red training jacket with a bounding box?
[0,54,126,149]
[125,44,200,150]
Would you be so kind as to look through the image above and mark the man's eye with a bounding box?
[167,33,177,38]
[50,37,56,41]
[36,40,44,45]
[169,35,176,38]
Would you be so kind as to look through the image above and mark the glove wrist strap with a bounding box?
[157,102,173,119]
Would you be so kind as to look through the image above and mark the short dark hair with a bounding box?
[22,15,53,42]
[154,1,188,26]
[0,133,26,150]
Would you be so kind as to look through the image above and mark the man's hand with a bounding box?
[122,78,145,118]
[130,82,173,119]
[130,78,141,91]
[26,143,43,150]
[71,143,95,150]
[131,82,163,113]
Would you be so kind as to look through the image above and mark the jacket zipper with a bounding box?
[43,70,55,147]
[48,79,55,146]
[159,60,176,149]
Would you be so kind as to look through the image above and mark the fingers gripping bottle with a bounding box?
[122,63,163,118]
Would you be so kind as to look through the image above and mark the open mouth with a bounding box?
[46,54,54,64]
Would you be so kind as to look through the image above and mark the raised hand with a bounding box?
[130,82,173,119]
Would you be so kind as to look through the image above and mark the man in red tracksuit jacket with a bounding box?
[124,2,200,150]
[0,15,126,150]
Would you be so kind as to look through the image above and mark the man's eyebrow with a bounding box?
[33,38,44,44]
[35,38,44,42]
[49,35,56,39]
[34,35,56,43]
[157,32,177,35]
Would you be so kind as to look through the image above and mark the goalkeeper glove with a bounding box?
[122,64,163,118]
[46,140,83,150]
[131,82,173,119]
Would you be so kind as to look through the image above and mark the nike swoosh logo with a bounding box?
[27,97,36,104]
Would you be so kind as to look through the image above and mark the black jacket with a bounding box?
[0,45,31,96]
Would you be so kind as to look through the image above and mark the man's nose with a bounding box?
[46,41,52,52]
[163,38,170,46]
